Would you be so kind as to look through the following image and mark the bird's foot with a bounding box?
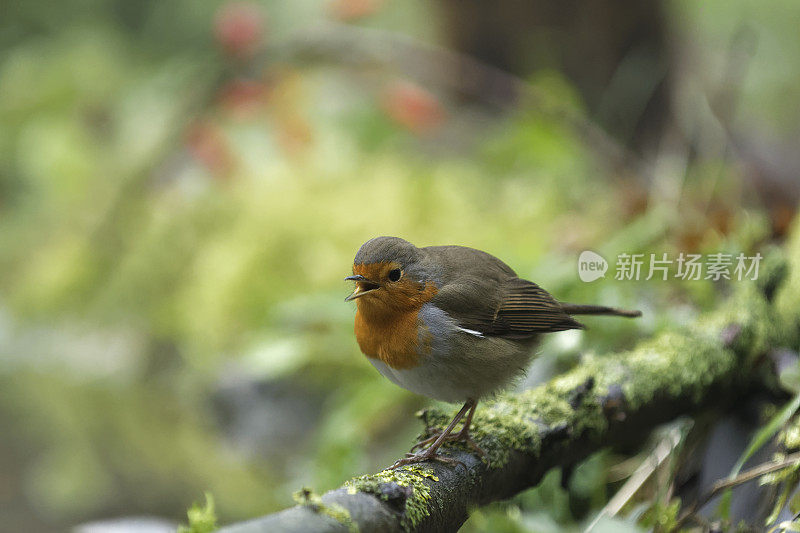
[388,449,465,470]
[456,429,488,459]
[408,432,441,452]
[408,428,487,459]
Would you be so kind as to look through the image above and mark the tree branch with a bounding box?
[219,251,794,533]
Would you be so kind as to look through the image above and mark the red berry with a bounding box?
[382,81,445,134]
[218,78,269,119]
[213,2,265,59]
[328,0,381,21]
[186,122,235,176]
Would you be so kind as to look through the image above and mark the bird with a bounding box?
[345,236,641,469]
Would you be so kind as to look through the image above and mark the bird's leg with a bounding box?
[410,399,485,457]
[450,400,486,458]
[409,400,475,451]
[389,400,472,469]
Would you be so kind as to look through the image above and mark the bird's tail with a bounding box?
[559,303,642,318]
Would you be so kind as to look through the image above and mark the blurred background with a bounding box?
[1,0,799,531]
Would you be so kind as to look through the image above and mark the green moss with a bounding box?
[615,330,733,409]
[345,467,438,531]
[718,280,789,361]
[293,487,358,533]
[419,317,740,469]
[483,380,604,466]
[780,416,800,451]
[639,497,681,531]
[415,367,607,468]
[178,493,218,533]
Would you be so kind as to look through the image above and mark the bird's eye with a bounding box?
[388,269,402,282]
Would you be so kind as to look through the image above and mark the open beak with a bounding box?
[344,275,380,301]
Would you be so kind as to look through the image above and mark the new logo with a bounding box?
[578,251,608,282]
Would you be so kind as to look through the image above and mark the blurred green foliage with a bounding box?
[1,0,799,531]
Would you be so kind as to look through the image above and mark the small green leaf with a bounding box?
[765,478,794,526]
[178,492,217,533]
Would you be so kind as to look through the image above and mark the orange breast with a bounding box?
[352,277,439,370]
[354,309,422,369]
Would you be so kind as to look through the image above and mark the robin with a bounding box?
[345,236,640,469]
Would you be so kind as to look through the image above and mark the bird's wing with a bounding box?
[489,277,584,338]
[423,245,583,339]
[432,276,584,340]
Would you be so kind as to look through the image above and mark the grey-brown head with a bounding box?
[344,237,435,306]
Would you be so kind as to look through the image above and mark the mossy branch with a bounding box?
[218,247,798,533]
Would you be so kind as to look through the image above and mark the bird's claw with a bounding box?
[389,451,466,470]
[460,432,488,459]
[408,429,488,459]
[409,433,440,452]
